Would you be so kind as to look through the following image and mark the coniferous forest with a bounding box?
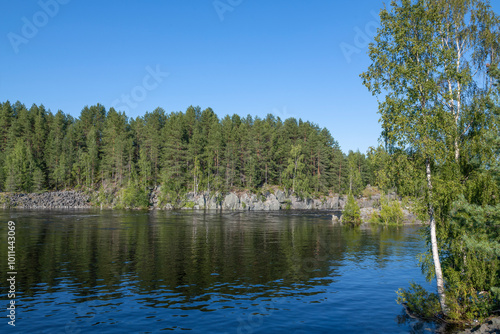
[3,0,500,331]
[0,101,378,197]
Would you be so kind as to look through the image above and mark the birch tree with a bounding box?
[362,0,499,316]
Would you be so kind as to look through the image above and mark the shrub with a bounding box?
[362,185,380,199]
[120,183,150,209]
[379,197,404,225]
[368,210,381,224]
[184,201,195,209]
[397,282,441,319]
[342,193,362,226]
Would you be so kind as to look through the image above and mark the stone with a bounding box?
[338,198,346,210]
[196,195,205,208]
[275,190,286,203]
[222,193,239,210]
[266,197,280,211]
[253,202,264,211]
[360,207,378,222]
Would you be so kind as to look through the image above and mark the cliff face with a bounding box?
[0,189,346,211]
[150,189,345,211]
[0,188,419,226]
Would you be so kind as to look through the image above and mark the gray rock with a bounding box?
[291,196,311,210]
[266,197,280,211]
[360,207,378,222]
[358,198,378,209]
[196,195,205,208]
[222,193,239,210]
[338,198,346,210]
[275,190,286,203]
[205,195,218,210]
[4,190,91,209]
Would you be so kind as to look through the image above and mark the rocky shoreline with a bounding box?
[0,189,420,224]
[457,317,500,334]
[0,191,92,209]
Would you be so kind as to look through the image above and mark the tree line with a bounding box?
[0,101,380,197]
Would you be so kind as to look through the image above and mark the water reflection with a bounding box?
[0,210,432,333]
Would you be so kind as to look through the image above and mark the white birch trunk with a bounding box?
[426,158,448,315]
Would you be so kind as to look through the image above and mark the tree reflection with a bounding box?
[0,210,421,312]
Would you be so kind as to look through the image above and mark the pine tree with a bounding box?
[4,141,34,192]
[161,112,187,195]
[202,108,223,192]
[101,108,130,186]
[0,101,13,152]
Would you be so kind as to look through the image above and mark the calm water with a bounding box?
[0,210,439,333]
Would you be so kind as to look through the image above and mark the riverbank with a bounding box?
[457,317,500,334]
[0,191,92,209]
[0,188,421,224]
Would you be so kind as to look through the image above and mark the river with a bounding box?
[0,210,439,333]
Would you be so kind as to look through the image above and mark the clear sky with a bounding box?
[1,1,499,153]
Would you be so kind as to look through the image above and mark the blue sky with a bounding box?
[1,1,499,153]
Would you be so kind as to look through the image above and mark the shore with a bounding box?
[0,188,421,224]
[457,317,500,334]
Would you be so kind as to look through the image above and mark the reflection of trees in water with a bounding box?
[0,211,419,310]
[342,224,422,269]
[396,309,454,334]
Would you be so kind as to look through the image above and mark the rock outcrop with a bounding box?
[0,188,421,225]
[149,188,344,211]
[1,191,91,209]
[458,317,500,334]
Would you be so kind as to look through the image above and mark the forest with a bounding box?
[0,101,382,198]
[1,0,500,325]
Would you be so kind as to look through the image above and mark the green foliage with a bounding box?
[184,201,195,209]
[362,0,500,322]
[342,193,361,226]
[396,283,441,319]
[32,167,45,192]
[379,196,404,225]
[283,144,307,195]
[215,192,224,207]
[4,141,35,192]
[159,182,185,209]
[346,150,366,196]
[0,193,11,207]
[0,101,371,198]
[444,266,498,321]
[368,210,381,224]
[432,197,500,321]
[119,182,150,209]
[369,201,404,225]
[362,185,380,199]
